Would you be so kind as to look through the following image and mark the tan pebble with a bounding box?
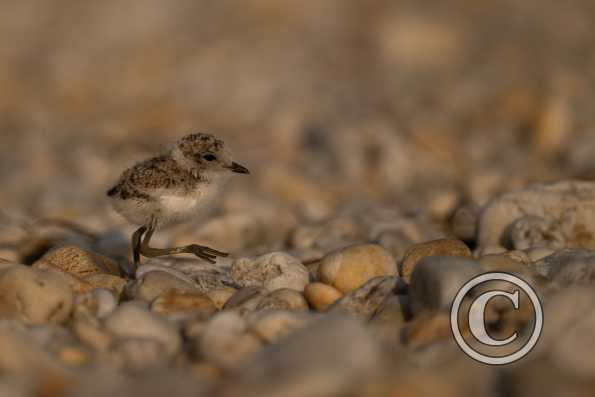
[32,261,94,294]
[404,311,452,348]
[318,244,396,293]
[207,287,237,310]
[131,271,198,302]
[526,247,555,262]
[35,245,120,277]
[256,288,309,312]
[304,282,343,311]
[84,274,127,298]
[151,290,217,316]
[0,265,74,325]
[58,346,89,367]
[399,239,471,281]
[73,320,113,351]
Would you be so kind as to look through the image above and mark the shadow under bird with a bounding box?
[107,132,250,275]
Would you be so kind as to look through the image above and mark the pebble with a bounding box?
[84,274,127,299]
[449,202,480,242]
[256,288,309,312]
[207,286,237,310]
[34,245,120,277]
[73,319,113,351]
[151,290,217,316]
[231,252,309,292]
[129,270,198,302]
[198,311,263,370]
[0,265,74,325]
[104,303,181,356]
[479,181,595,250]
[215,314,385,397]
[0,323,68,376]
[369,294,410,345]
[399,238,472,281]
[32,260,94,294]
[247,310,313,343]
[328,276,398,321]
[110,337,171,371]
[409,256,482,315]
[532,249,595,285]
[317,244,397,293]
[223,286,267,313]
[303,282,343,311]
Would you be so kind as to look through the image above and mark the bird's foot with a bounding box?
[186,244,228,264]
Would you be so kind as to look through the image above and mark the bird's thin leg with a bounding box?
[131,226,148,268]
[139,222,228,264]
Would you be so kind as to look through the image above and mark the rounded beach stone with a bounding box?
[34,245,120,277]
[151,290,217,316]
[317,244,396,294]
[0,265,73,325]
[328,276,398,321]
[84,274,127,298]
[231,252,309,292]
[408,256,482,315]
[207,286,237,310]
[256,288,309,312]
[199,311,262,369]
[130,270,198,302]
[303,282,343,311]
[399,238,471,281]
[247,310,313,343]
[104,303,181,355]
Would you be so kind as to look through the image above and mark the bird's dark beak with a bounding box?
[229,162,250,174]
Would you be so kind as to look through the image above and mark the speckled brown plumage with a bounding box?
[107,155,201,200]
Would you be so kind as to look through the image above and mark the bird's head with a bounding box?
[171,133,250,180]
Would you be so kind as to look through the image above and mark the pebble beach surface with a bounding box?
[3,0,595,396]
[2,181,595,396]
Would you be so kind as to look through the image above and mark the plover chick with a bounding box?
[107,132,250,273]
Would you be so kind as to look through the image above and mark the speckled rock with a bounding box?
[303,282,343,311]
[479,181,595,251]
[256,288,309,312]
[199,311,262,370]
[328,276,398,321]
[231,252,309,292]
[399,238,472,281]
[317,244,397,293]
[104,303,181,356]
[0,265,74,325]
[151,290,217,316]
[34,245,120,277]
[409,256,482,315]
[532,249,595,286]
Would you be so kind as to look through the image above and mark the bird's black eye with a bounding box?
[203,154,217,162]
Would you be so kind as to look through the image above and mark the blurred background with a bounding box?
[1,0,595,257]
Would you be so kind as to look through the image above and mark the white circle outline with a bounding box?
[450,272,543,365]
